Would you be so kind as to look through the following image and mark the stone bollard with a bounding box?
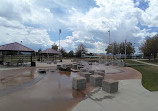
[72,76,86,90]
[54,60,57,64]
[80,72,93,82]
[96,69,105,73]
[89,70,95,74]
[72,64,78,70]
[77,65,84,69]
[57,65,61,69]
[90,75,103,87]
[38,69,47,74]
[95,71,105,78]
[102,79,118,93]
[79,68,88,74]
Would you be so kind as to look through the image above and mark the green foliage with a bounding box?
[68,50,74,57]
[52,43,58,51]
[60,47,67,57]
[75,43,87,58]
[105,42,120,55]
[38,48,42,53]
[105,41,135,55]
[120,42,135,55]
[140,35,158,61]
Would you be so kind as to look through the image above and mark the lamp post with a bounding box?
[125,40,127,60]
[59,29,61,51]
[59,29,62,62]
[108,30,113,65]
[108,30,110,44]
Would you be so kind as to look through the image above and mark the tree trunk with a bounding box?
[154,53,157,60]
[148,55,151,62]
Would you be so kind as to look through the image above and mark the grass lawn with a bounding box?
[124,59,158,91]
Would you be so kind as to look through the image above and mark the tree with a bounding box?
[52,43,58,51]
[119,42,125,54]
[140,41,152,61]
[37,48,42,61]
[105,44,112,54]
[68,50,74,57]
[120,42,135,55]
[76,43,87,57]
[140,35,158,61]
[106,42,120,55]
[105,41,135,56]
[60,47,67,57]
[38,48,42,53]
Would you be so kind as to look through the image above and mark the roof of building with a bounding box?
[41,48,60,54]
[0,42,34,52]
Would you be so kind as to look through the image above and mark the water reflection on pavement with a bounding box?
[0,68,37,90]
[0,68,93,111]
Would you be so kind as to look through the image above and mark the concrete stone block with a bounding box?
[95,71,105,78]
[77,65,84,69]
[72,64,78,70]
[57,65,61,69]
[102,79,118,93]
[54,61,57,64]
[89,70,95,74]
[80,72,93,82]
[72,76,86,90]
[96,69,105,73]
[79,68,88,74]
[90,75,103,87]
[38,69,46,74]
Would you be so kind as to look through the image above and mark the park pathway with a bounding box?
[72,79,158,111]
[132,59,158,67]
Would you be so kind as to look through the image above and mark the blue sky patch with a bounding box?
[134,0,149,11]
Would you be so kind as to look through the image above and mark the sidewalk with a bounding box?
[72,79,158,111]
[132,59,158,67]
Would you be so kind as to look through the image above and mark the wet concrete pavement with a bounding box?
[0,69,94,111]
[0,67,37,90]
[0,61,142,111]
[105,67,142,80]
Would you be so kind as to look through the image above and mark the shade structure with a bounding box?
[0,42,34,52]
[40,48,61,63]
[0,42,35,66]
[41,48,60,54]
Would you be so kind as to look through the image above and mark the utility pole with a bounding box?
[125,40,127,60]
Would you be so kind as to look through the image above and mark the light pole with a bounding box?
[108,30,113,65]
[59,29,61,51]
[125,40,126,60]
[108,30,110,44]
[59,29,62,62]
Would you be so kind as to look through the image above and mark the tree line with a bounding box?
[51,43,87,58]
[105,41,135,56]
[140,35,158,61]
[38,34,158,61]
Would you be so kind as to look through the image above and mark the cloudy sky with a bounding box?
[0,0,158,53]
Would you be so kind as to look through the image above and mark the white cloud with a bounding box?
[61,0,143,53]
[0,0,157,53]
[140,0,158,27]
[0,0,54,28]
[0,17,53,50]
[59,0,157,53]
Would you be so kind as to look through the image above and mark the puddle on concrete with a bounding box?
[0,68,37,90]
[0,68,94,111]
